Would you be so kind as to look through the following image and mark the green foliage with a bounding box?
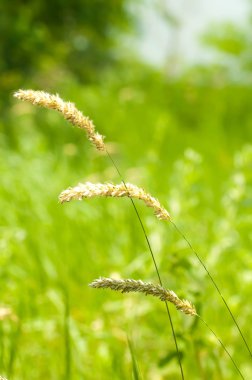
[0,0,136,103]
[1,3,252,379]
[1,68,252,378]
[202,23,247,56]
[201,19,252,78]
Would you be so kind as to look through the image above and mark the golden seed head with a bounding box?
[90,277,197,316]
[59,182,171,221]
[14,89,105,151]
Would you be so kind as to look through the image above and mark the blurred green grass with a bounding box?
[1,66,252,379]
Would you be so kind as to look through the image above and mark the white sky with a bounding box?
[134,0,249,65]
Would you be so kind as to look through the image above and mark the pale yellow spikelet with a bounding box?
[90,277,197,316]
[0,376,7,380]
[59,182,170,220]
[13,89,105,151]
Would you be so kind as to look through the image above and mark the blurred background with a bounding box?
[1,0,252,379]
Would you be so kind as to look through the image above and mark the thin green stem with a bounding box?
[106,149,185,380]
[198,316,245,379]
[171,221,252,360]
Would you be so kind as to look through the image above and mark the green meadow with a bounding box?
[1,2,252,379]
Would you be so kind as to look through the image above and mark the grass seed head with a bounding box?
[59,182,171,221]
[14,89,105,151]
[90,277,197,316]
